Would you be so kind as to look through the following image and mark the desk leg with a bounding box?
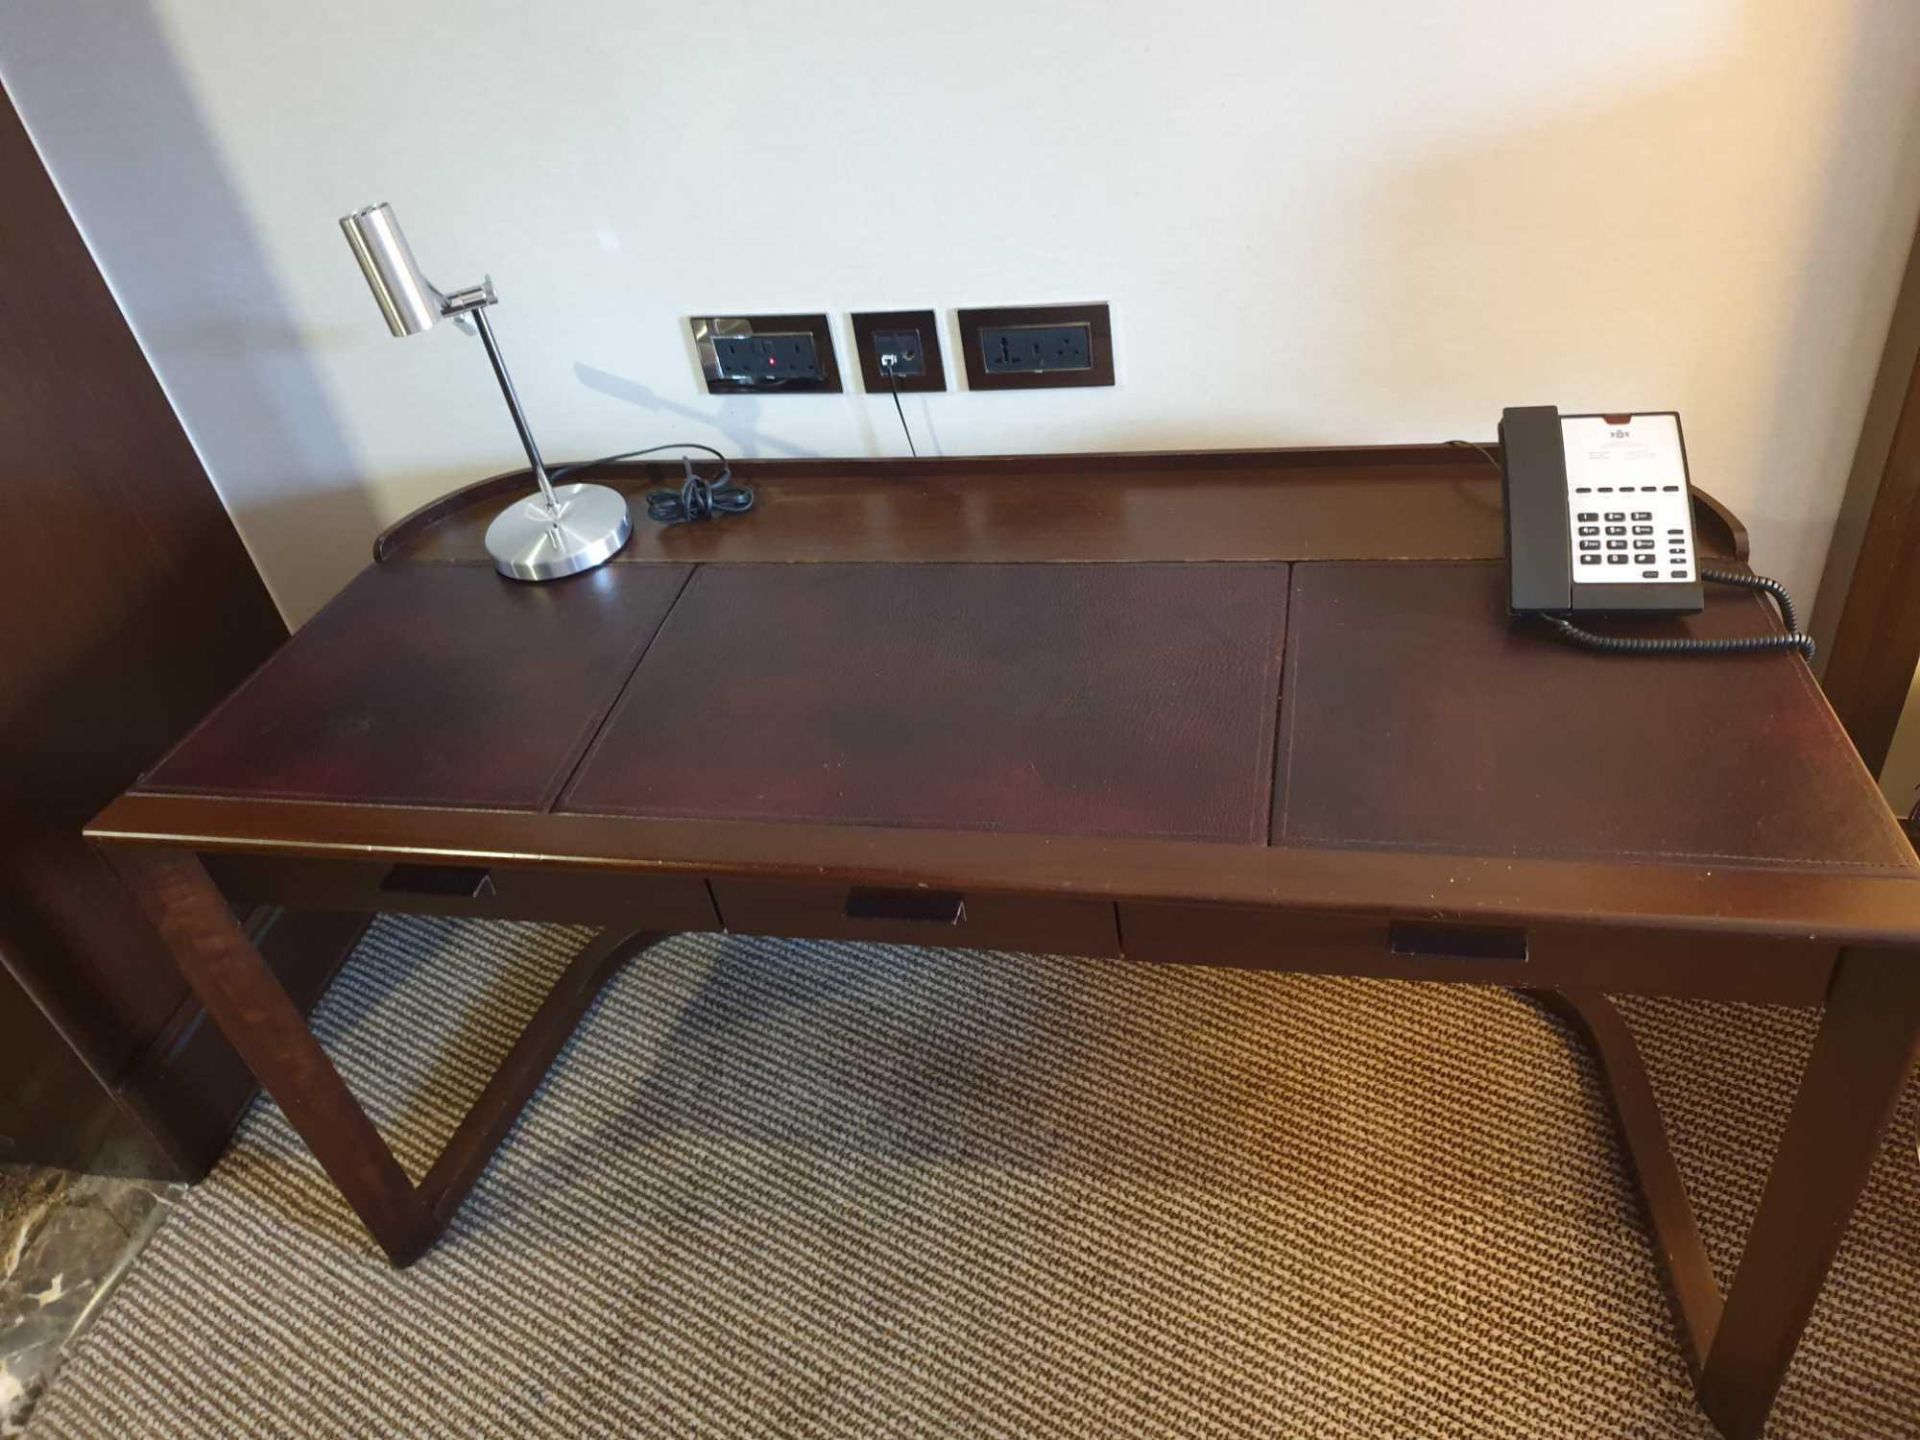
[110,847,435,1263]
[1696,945,1920,1438]
[1528,988,1724,1378]
[1535,953,1919,1439]
[107,845,658,1266]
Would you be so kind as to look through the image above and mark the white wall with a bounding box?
[5,1,1919,624]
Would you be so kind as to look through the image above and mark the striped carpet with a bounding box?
[25,917,1920,1438]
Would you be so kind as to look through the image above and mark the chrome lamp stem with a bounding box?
[461,303,560,519]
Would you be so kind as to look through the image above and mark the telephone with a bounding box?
[1497,404,1814,658]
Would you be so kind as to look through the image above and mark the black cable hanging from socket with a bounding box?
[881,355,918,458]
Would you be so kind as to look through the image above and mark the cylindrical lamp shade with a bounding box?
[340,203,443,336]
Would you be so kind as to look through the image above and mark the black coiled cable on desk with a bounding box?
[1541,570,1815,660]
[644,457,756,527]
[546,445,755,529]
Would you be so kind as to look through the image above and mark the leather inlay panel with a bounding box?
[563,562,1290,842]
[141,563,691,810]
[1275,562,1914,870]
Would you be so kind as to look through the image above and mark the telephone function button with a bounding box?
[1577,525,1599,536]
[1606,540,1627,550]
[1631,511,1652,520]
[1606,555,1628,564]
[1578,540,1601,550]
[1579,555,1601,565]
[1632,525,1653,535]
[1604,511,1625,520]
[1577,512,1598,522]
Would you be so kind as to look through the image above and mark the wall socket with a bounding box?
[957,303,1114,390]
[873,330,927,377]
[850,309,947,392]
[690,313,843,394]
[979,323,1093,375]
[711,332,823,382]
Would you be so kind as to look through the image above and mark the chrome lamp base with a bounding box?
[484,482,632,581]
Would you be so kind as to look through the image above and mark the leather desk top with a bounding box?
[97,446,1920,943]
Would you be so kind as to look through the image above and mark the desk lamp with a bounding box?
[339,203,631,580]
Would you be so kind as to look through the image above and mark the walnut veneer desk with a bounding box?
[89,446,1920,1438]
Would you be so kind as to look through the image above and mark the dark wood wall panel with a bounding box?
[1819,342,1920,774]
[0,78,308,1174]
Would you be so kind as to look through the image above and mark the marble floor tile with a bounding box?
[0,1165,177,1436]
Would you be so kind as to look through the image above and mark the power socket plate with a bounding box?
[712,332,823,382]
[690,313,842,394]
[979,323,1092,375]
[850,309,947,393]
[957,302,1113,390]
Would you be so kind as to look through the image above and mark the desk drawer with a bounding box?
[1117,902,1835,1004]
[204,854,719,932]
[712,879,1120,957]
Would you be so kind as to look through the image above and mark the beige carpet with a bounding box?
[25,917,1920,1438]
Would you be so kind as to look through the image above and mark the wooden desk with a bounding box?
[88,446,1920,1439]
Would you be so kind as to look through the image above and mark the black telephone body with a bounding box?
[1500,405,1704,619]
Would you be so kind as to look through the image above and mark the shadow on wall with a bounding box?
[0,1,376,628]
[572,364,826,461]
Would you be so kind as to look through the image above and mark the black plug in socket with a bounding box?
[873,330,926,378]
[851,309,946,393]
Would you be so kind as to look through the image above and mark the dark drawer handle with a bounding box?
[1388,921,1528,962]
[844,888,967,924]
[380,864,496,899]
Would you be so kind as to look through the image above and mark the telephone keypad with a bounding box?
[1561,414,1697,589]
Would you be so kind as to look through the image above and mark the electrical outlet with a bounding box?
[690,314,843,394]
[979,323,1092,375]
[873,330,926,377]
[957,303,1113,390]
[712,332,822,382]
[850,309,947,392]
